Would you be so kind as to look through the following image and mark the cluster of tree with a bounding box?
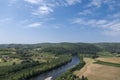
[95,43,120,53]
[40,43,101,55]
[0,54,72,80]
[94,60,120,67]
[81,75,88,80]
[0,61,39,77]
[40,47,70,54]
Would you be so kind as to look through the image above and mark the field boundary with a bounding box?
[94,60,120,67]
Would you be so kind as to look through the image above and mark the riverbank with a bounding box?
[56,56,85,80]
[0,54,72,80]
[31,56,80,80]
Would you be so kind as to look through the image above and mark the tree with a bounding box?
[13,62,16,65]
[81,75,85,80]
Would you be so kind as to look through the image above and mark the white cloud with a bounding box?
[24,0,81,6]
[32,6,53,15]
[87,0,102,8]
[102,21,120,31]
[79,9,92,15]
[113,13,120,18]
[8,0,19,6]
[0,18,12,23]
[65,0,81,5]
[72,18,120,36]
[24,0,82,16]
[52,24,65,29]
[73,18,108,27]
[86,0,120,9]
[27,22,42,28]
[24,0,43,4]
[24,0,55,16]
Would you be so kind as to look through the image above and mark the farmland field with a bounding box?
[74,58,120,80]
[96,57,120,64]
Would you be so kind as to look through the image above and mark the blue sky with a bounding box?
[0,0,120,43]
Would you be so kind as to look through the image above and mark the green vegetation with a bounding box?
[95,43,120,53]
[0,46,72,80]
[97,52,117,57]
[56,56,86,80]
[0,43,120,80]
[0,54,71,80]
[94,60,120,67]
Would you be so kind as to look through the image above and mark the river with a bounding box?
[30,56,80,80]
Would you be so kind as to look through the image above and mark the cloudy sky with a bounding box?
[0,0,120,43]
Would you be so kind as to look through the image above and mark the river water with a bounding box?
[30,56,80,80]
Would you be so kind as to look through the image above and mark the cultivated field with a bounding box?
[74,58,120,80]
[96,57,120,64]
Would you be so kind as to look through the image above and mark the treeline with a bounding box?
[56,55,86,80]
[0,54,72,80]
[0,61,39,77]
[94,60,120,67]
[40,43,101,55]
[1,43,120,54]
[95,43,120,53]
[0,43,101,55]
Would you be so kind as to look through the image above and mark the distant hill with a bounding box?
[94,43,120,53]
[0,43,120,54]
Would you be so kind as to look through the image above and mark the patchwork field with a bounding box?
[74,58,120,80]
